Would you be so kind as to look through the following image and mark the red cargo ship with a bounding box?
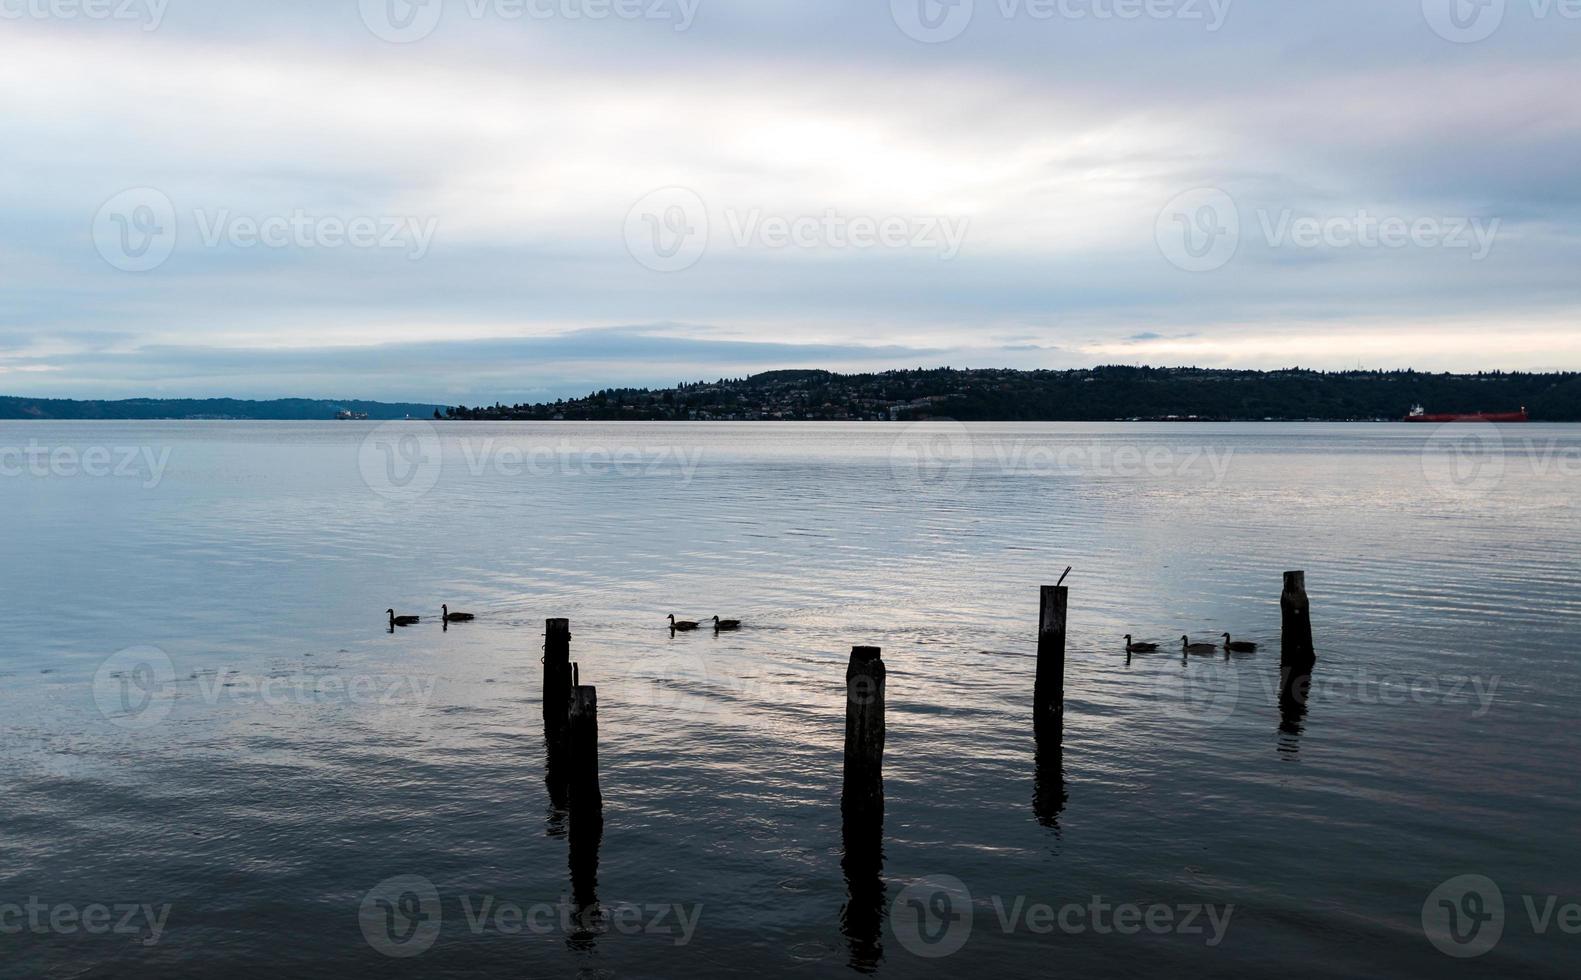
[1404,404,1528,423]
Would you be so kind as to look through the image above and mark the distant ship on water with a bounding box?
[334,409,370,420]
[1404,404,1528,423]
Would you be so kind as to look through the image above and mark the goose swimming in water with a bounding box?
[713,616,741,631]
[387,609,420,628]
[668,614,700,631]
[1222,633,1257,653]
[442,604,475,623]
[1181,635,1218,655]
[1124,635,1158,653]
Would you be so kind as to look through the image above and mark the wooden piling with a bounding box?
[1034,585,1068,737]
[566,678,603,942]
[841,646,885,824]
[544,618,572,729]
[1279,571,1317,705]
[567,681,602,812]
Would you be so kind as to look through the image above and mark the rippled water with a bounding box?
[2,421,1578,977]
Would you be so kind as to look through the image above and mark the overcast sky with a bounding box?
[2,0,1578,403]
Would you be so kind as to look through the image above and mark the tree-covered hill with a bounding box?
[444,367,1581,422]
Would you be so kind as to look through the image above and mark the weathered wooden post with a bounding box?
[1034,585,1068,738]
[1280,571,1317,707]
[544,618,572,727]
[566,672,603,942]
[568,676,602,813]
[841,646,885,825]
[839,646,885,970]
[542,619,573,812]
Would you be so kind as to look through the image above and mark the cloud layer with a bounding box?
[2,1,1578,400]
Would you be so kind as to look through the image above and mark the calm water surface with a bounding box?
[2,421,1578,978]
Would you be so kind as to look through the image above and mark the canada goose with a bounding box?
[1124,635,1158,653]
[1222,633,1258,653]
[387,609,420,628]
[668,614,700,631]
[442,604,475,623]
[713,616,741,631]
[1181,635,1217,655]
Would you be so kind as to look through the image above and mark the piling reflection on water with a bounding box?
[1033,738,1067,832]
[840,815,885,972]
[566,679,604,950]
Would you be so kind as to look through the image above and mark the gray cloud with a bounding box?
[1,1,1579,397]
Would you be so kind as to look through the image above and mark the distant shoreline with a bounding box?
[7,365,1578,422]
